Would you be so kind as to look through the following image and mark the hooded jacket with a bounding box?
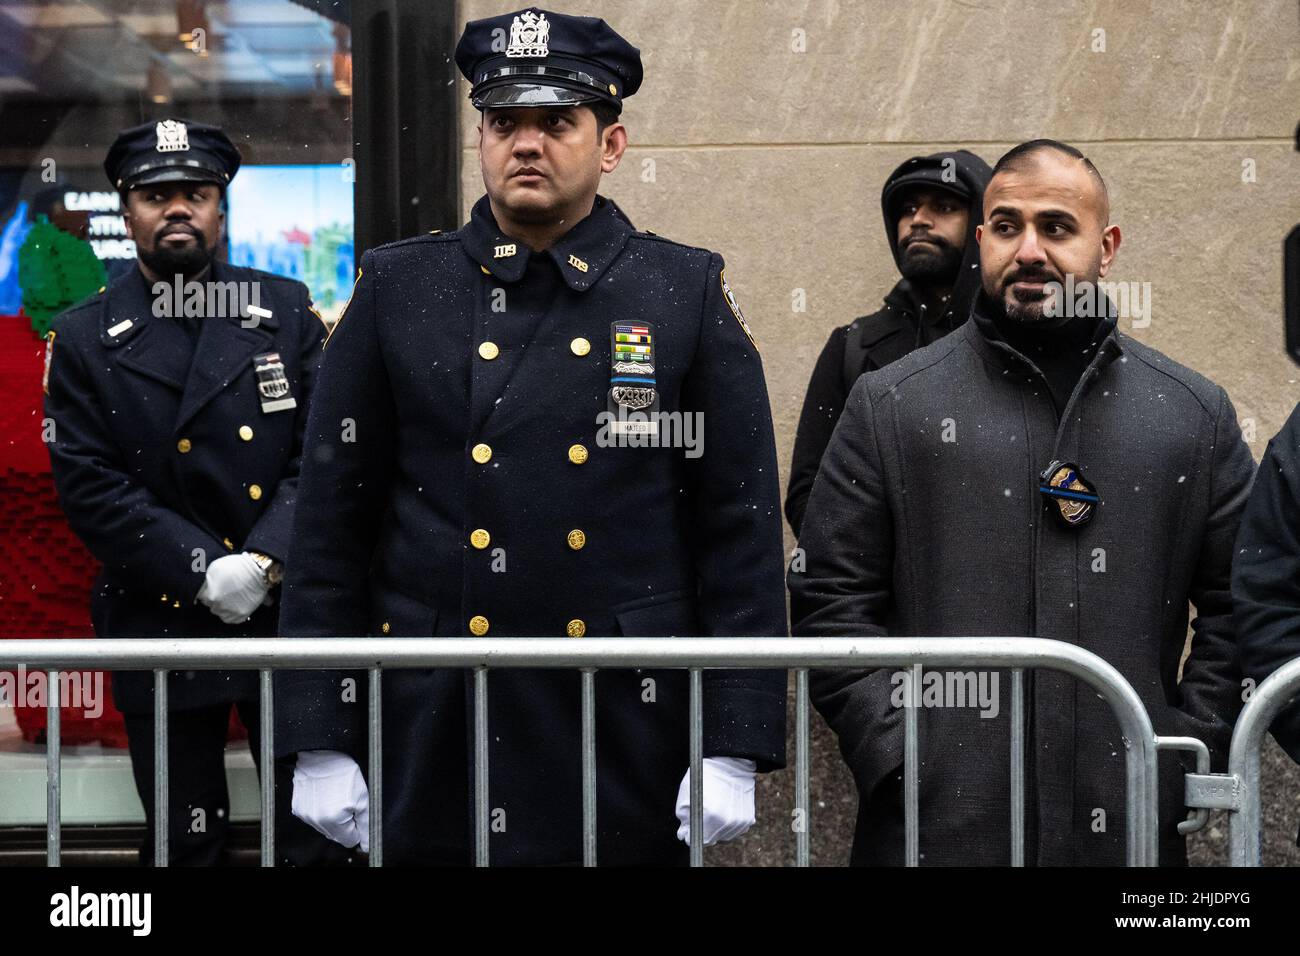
[785,150,992,536]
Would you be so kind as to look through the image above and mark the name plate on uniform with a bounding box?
[253,352,297,413]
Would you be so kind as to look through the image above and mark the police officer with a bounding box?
[276,8,787,865]
[44,119,330,865]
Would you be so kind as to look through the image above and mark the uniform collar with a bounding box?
[99,259,274,348]
[462,193,634,292]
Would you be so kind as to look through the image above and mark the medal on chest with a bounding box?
[606,320,659,433]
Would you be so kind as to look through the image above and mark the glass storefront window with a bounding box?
[0,0,354,320]
[0,0,353,858]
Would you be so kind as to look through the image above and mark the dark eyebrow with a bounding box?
[988,205,1022,220]
[1037,209,1080,226]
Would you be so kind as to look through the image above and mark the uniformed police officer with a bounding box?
[44,119,331,865]
[276,8,788,865]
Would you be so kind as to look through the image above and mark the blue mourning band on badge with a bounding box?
[1038,460,1099,528]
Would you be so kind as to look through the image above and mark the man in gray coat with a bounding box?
[790,139,1255,866]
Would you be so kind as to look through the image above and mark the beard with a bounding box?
[136,227,213,280]
[898,235,963,285]
[982,263,1092,326]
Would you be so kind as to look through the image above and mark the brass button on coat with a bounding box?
[478,341,500,360]
[248,484,263,501]
[568,444,588,465]
[470,615,490,636]
[470,528,491,549]
[570,337,591,357]
[381,622,391,634]
[567,619,586,638]
[567,529,586,551]
[239,425,254,441]
[222,538,234,550]
[472,443,493,464]
[176,438,192,453]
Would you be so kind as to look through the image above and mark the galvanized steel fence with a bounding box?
[3,636,1293,867]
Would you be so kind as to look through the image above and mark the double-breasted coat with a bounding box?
[44,260,324,714]
[274,195,788,865]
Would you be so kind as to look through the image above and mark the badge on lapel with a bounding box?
[1039,460,1099,529]
[253,352,296,413]
[607,321,659,434]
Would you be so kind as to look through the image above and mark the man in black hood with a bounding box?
[785,150,992,536]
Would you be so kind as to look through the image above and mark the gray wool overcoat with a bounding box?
[789,316,1255,866]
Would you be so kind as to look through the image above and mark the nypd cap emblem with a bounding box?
[155,119,190,153]
[506,10,550,58]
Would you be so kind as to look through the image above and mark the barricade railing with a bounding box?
[0,636,1171,867]
[1177,656,1300,866]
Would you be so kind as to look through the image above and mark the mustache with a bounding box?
[157,221,199,239]
[1002,266,1061,288]
[901,233,952,252]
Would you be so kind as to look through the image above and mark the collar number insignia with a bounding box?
[494,243,516,259]
[568,254,589,273]
[253,352,297,413]
[1039,460,1100,529]
[720,270,757,350]
[506,10,549,58]
[155,119,190,153]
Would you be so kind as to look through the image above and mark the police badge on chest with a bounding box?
[606,320,660,438]
[252,352,296,413]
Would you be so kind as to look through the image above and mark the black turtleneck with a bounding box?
[972,291,1116,415]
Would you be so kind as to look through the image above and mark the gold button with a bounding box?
[568,444,589,465]
[470,615,490,636]
[381,622,391,635]
[176,438,192,454]
[470,528,491,549]
[222,538,234,550]
[472,443,493,464]
[172,600,181,609]
[248,484,263,501]
[239,425,254,441]
[567,529,586,551]
[570,337,590,357]
[479,341,499,360]
[608,83,618,95]
[160,594,168,603]
[567,619,586,638]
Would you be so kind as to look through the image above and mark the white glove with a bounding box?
[675,756,758,847]
[291,750,370,853]
[196,552,268,624]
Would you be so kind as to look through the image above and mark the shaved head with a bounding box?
[976,140,1121,324]
[990,139,1110,224]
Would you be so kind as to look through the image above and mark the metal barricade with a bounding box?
[1178,656,1300,866]
[1,636,1166,867]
